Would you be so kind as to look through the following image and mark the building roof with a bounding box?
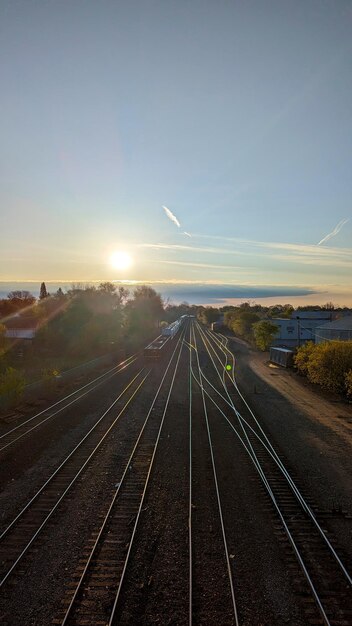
[317,316,352,331]
[291,310,333,320]
[270,347,295,354]
[4,315,39,330]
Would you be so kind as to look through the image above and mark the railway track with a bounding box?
[53,328,186,626]
[0,353,138,453]
[0,367,148,589]
[1,318,351,625]
[194,322,352,626]
[188,322,239,626]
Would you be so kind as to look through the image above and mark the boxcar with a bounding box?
[269,347,295,368]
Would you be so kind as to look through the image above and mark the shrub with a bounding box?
[0,322,7,357]
[294,341,316,376]
[306,341,352,394]
[295,341,352,394]
[42,368,60,392]
[0,367,26,410]
[345,370,352,398]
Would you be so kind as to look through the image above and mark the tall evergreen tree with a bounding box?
[39,282,48,300]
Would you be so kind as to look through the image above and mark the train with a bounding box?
[161,318,182,338]
[143,316,188,359]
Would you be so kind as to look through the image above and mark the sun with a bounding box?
[109,251,133,270]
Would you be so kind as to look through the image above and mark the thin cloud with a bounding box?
[193,233,352,257]
[162,205,181,228]
[317,218,350,246]
[162,260,252,271]
[162,205,191,237]
[139,242,246,256]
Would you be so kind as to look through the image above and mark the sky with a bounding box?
[1,0,352,306]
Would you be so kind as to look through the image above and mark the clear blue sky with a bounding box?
[1,1,351,305]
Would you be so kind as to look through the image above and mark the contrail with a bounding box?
[162,205,181,228]
[317,218,349,245]
[162,205,192,237]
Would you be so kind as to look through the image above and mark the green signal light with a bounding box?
[226,364,232,371]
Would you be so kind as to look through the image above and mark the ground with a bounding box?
[0,327,351,625]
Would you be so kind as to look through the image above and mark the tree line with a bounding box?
[196,303,281,350]
[0,283,203,361]
[0,283,198,409]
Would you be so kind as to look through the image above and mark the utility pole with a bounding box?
[297,317,300,347]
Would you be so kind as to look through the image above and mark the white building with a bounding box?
[315,316,352,344]
[4,316,39,341]
[270,311,334,348]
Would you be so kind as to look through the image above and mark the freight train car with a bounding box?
[143,335,171,359]
[269,346,294,368]
[144,316,185,359]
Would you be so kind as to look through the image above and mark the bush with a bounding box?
[0,322,7,357]
[295,341,352,394]
[41,368,60,392]
[0,367,26,410]
[306,342,352,394]
[294,341,316,376]
[345,370,352,398]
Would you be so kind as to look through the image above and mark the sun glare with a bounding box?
[109,251,133,271]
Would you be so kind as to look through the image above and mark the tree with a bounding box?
[232,311,260,339]
[98,282,117,295]
[322,302,335,310]
[125,286,164,342]
[253,321,279,351]
[267,304,293,319]
[197,306,220,325]
[39,282,48,299]
[117,286,130,305]
[7,290,36,311]
[0,323,7,357]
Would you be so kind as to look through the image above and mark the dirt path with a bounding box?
[225,335,352,564]
[246,344,352,440]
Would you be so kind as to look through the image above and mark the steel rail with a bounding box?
[194,373,332,625]
[191,326,332,625]
[0,353,138,453]
[197,323,352,587]
[60,328,186,625]
[193,324,351,624]
[0,367,145,541]
[0,369,149,587]
[107,326,187,626]
[188,323,193,626]
[190,322,240,626]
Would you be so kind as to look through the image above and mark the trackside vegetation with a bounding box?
[0,284,197,409]
[0,367,26,410]
[295,341,352,397]
[223,305,279,350]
